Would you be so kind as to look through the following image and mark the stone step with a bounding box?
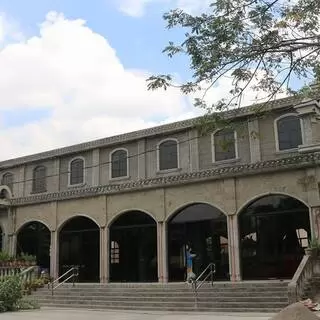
[32,290,288,298]
[32,282,288,313]
[38,286,288,293]
[37,303,283,313]
[36,298,287,308]
[35,295,288,303]
[55,282,288,288]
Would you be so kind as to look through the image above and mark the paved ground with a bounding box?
[1,308,277,320]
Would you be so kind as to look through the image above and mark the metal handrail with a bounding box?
[192,263,216,307]
[49,266,79,296]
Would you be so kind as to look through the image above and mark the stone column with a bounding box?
[92,149,100,186]
[50,230,59,279]
[312,207,320,240]
[8,233,17,257]
[302,115,313,145]
[248,119,261,163]
[157,222,163,282]
[161,221,168,282]
[137,139,146,179]
[51,158,60,192]
[100,227,107,283]
[105,227,110,282]
[17,166,25,197]
[228,214,241,281]
[188,129,199,172]
[7,207,16,256]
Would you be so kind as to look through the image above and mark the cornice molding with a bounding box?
[0,94,313,170]
[10,151,320,207]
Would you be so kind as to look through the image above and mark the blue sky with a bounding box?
[0,0,265,160]
[0,0,190,79]
[0,0,217,160]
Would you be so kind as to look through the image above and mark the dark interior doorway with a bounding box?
[17,221,51,270]
[168,203,229,282]
[59,216,100,282]
[110,211,157,282]
[239,194,311,280]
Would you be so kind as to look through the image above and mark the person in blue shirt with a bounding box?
[185,244,196,283]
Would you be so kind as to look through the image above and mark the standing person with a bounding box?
[186,244,196,283]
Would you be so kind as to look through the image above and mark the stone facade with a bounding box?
[1,96,320,282]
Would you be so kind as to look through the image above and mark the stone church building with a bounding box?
[0,95,320,283]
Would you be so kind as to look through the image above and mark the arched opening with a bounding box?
[239,194,311,280]
[110,211,157,282]
[59,216,100,282]
[17,221,50,270]
[168,203,229,282]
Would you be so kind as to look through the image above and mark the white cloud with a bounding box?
[0,11,287,162]
[116,0,212,17]
[175,0,213,14]
[117,0,167,17]
[0,11,195,161]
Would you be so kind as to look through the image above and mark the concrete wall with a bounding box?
[11,165,320,230]
[1,106,320,199]
[3,163,319,282]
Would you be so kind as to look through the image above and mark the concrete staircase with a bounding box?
[31,281,289,312]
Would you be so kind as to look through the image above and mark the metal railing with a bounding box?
[191,263,216,307]
[49,266,79,296]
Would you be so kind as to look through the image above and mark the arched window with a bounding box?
[32,166,47,193]
[111,149,128,178]
[69,158,84,185]
[1,172,14,192]
[213,129,237,162]
[276,115,303,151]
[158,139,178,171]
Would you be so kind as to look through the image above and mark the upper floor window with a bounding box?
[276,115,302,151]
[111,149,128,179]
[213,129,237,162]
[32,166,47,193]
[1,172,14,191]
[158,139,179,171]
[69,158,84,185]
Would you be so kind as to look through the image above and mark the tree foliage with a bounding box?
[147,0,320,114]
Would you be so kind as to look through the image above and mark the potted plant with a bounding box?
[0,251,11,267]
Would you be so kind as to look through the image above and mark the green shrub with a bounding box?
[0,276,23,312]
[15,298,39,311]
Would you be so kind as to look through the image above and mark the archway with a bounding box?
[59,216,100,282]
[168,203,229,282]
[109,211,157,282]
[17,221,50,270]
[239,194,311,280]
